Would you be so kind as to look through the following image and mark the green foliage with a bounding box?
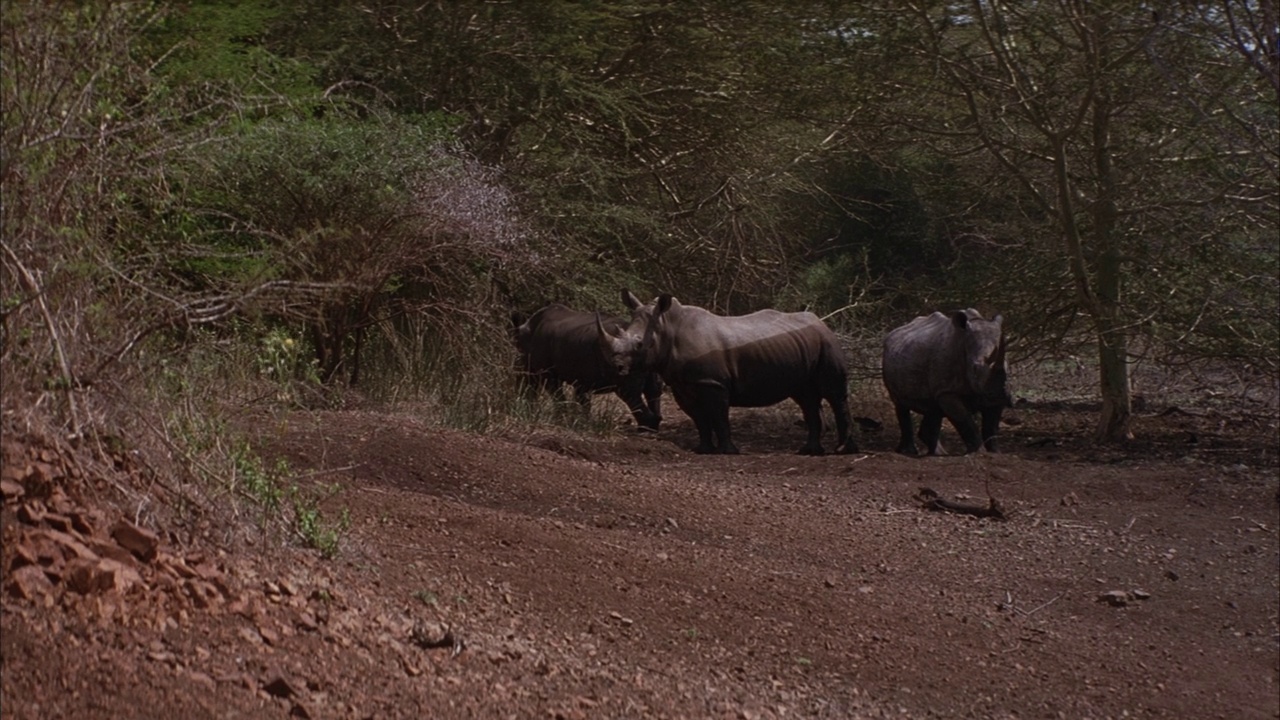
[178,113,458,282]
[141,0,319,111]
[232,441,351,557]
[291,487,351,559]
[231,441,286,511]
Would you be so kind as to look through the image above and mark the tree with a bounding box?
[178,114,530,384]
[858,0,1278,441]
[265,1,886,311]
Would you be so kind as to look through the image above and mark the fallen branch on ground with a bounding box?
[914,487,1007,520]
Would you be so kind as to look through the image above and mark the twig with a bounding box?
[2,242,81,437]
[292,464,362,482]
[1017,593,1063,617]
[915,487,1007,520]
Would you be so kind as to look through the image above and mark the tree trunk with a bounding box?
[1094,252,1133,442]
[1089,87,1133,442]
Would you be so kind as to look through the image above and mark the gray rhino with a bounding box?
[881,309,1011,455]
[512,303,663,430]
[597,290,856,455]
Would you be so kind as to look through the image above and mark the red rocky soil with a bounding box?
[3,398,1278,719]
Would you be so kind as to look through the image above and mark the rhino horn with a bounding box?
[595,311,619,341]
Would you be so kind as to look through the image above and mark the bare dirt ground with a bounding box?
[4,392,1279,719]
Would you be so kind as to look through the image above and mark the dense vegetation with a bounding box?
[3,0,1276,485]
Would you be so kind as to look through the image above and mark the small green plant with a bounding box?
[226,443,352,557]
[413,590,440,607]
[232,442,284,511]
[293,503,350,558]
[288,481,351,558]
[256,327,320,403]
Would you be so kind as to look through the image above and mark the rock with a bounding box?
[409,620,453,649]
[184,579,218,610]
[33,527,99,561]
[69,511,97,535]
[86,539,138,566]
[1,478,24,500]
[111,520,159,562]
[17,503,46,525]
[262,673,298,699]
[259,624,281,646]
[7,565,54,600]
[47,490,74,515]
[8,540,40,570]
[29,461,58,485]
[158,553,198,579]
[43,513,75,534]
[65,558,143,595]
[296,611,319,632]
[188,671,217,692]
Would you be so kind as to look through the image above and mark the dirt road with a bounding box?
[3,401,1278,718]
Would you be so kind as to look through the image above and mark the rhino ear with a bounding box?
[511,311,526,329]
[950,310,969,329]
[657,294,674,314]
[622,289,642,310]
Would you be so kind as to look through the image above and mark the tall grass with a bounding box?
[354,313,628,436]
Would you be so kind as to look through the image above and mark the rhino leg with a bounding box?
[643,374,664,429]
[938,395,982,453]
[710,403,738,454]
[696,382,738,454]
[827,395,857,454]
[919,410,947,455]
[691,408,727,453]
[671,385,718,453]
[980,406,1002,452]
[893,403,919,455]
[617,376,659,431]
[795,397,826,455]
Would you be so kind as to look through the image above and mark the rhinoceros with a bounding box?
[512,303,663,430]
[597,290,857,455]
[881,309,1011,455]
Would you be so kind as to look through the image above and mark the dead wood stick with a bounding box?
[915,487,1007,520]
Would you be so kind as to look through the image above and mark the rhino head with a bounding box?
[597,289,672,377]
[953,310,1011,407]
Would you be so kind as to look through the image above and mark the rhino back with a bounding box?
[882,312,969,403]
[522,305,621,387]
[663,307,846,404]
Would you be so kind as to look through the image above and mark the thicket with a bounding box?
[2,1,1276,550]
